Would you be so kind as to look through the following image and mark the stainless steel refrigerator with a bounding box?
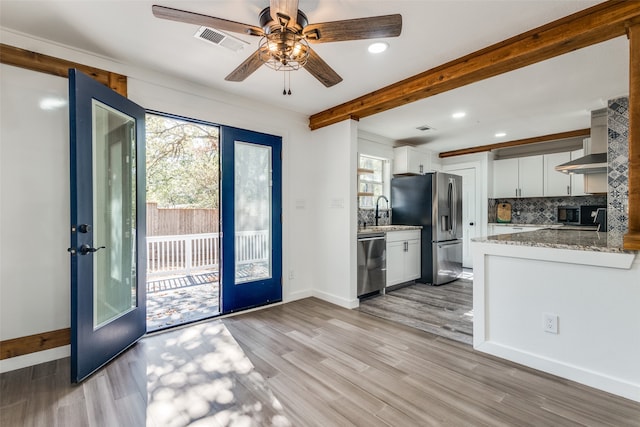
[391,172,463,285]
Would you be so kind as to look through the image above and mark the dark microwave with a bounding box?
[557,205,606,225]
[557,206,580,224]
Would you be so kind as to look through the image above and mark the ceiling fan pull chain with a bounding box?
[283,71,287,95]
[288,71,292,95]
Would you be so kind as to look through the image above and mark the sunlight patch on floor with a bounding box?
[145,322,292,426]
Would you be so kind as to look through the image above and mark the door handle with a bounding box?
[79,244,106,255]
[71,224,92,233]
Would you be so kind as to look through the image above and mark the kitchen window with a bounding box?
[358,154,389,208]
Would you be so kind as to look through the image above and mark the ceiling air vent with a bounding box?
[194,27,249,53]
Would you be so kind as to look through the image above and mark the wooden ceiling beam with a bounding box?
[438,128,590,158]
[0,43,127,96]
[308,1,640,131]
[624,22,640,250]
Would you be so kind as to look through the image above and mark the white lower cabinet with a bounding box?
[386,230,421,286]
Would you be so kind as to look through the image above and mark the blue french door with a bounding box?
[220,126,282,313]
[68,69,146,382]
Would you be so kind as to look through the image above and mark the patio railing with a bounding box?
[146,231,269,278]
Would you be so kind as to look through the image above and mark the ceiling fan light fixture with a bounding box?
[368,42,389,54]
[259,31,310,71]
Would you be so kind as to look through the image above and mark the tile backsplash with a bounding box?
[488,195,607,224]
[358,208,391,227]
[607,96,629,235]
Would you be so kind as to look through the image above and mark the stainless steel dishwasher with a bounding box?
[357,232,386,297]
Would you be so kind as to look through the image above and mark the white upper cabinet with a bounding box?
[393,146,437,175]
[493,151,603,198]
[518,155,544,197]
[570,149,587,196]
[493,158,519,198]
[492,156,543,198]
[544,152,571,197]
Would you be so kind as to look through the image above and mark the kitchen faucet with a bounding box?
[375,195,389,226]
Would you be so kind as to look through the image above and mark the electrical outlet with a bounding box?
[543,312,558,334]
[289,270,295,280]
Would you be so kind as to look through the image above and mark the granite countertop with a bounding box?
[489,223,557,227]
[474,228,631,253]
[489,223,599,231]
[358,225,422,236]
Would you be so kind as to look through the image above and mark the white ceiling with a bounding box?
[0,0,630,153]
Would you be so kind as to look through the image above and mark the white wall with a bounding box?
[0,28,316,371]
[311,120,358,308]
[0,65,71,341]
[357,130,395,160]
[473,241,640,401]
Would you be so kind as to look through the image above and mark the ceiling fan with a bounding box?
[152,0,402,88]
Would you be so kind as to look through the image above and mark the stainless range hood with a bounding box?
[554,152,607,174]
[556,108,607,174]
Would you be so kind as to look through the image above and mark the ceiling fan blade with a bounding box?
[152,5,264,37]
[303,48,343,88]
[303,14,402,43]
[270,0,299,28]
[225,50,264,82]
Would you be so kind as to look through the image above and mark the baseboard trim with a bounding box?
[0,328,70,360]
[476,340,640,402]
[0,345,71,373]
[312,290,359,309]
[285,289,313,302]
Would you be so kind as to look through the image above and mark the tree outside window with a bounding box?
[358,155,387,208]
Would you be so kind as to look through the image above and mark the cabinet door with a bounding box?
[393,146,433,175]
[492,158,519,198]
[518,155,544,197]
[404,239,421,281]
[544,152,571,197]
[488,225,510,235]
[570,149,586,196]
[386,240,405,286]
[407,151,422,174]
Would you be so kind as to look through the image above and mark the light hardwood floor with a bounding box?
[1,297,639,426]
[358,279,473,345]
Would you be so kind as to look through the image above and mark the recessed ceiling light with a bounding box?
[368,42,389,54]
[495,132,507,138]
[452,111,466,119]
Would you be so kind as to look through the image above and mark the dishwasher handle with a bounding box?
[357,235,385,242]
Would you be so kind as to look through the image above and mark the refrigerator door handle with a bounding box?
[447,179,456,235]
[451,179,457,237]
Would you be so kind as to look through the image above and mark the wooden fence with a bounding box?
[146,202,218,236]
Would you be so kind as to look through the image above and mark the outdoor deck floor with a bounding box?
[146,272,220,331]
[146,263,270,332]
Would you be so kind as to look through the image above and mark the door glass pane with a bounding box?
[92,100,137,328]
[234,141,272,284]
